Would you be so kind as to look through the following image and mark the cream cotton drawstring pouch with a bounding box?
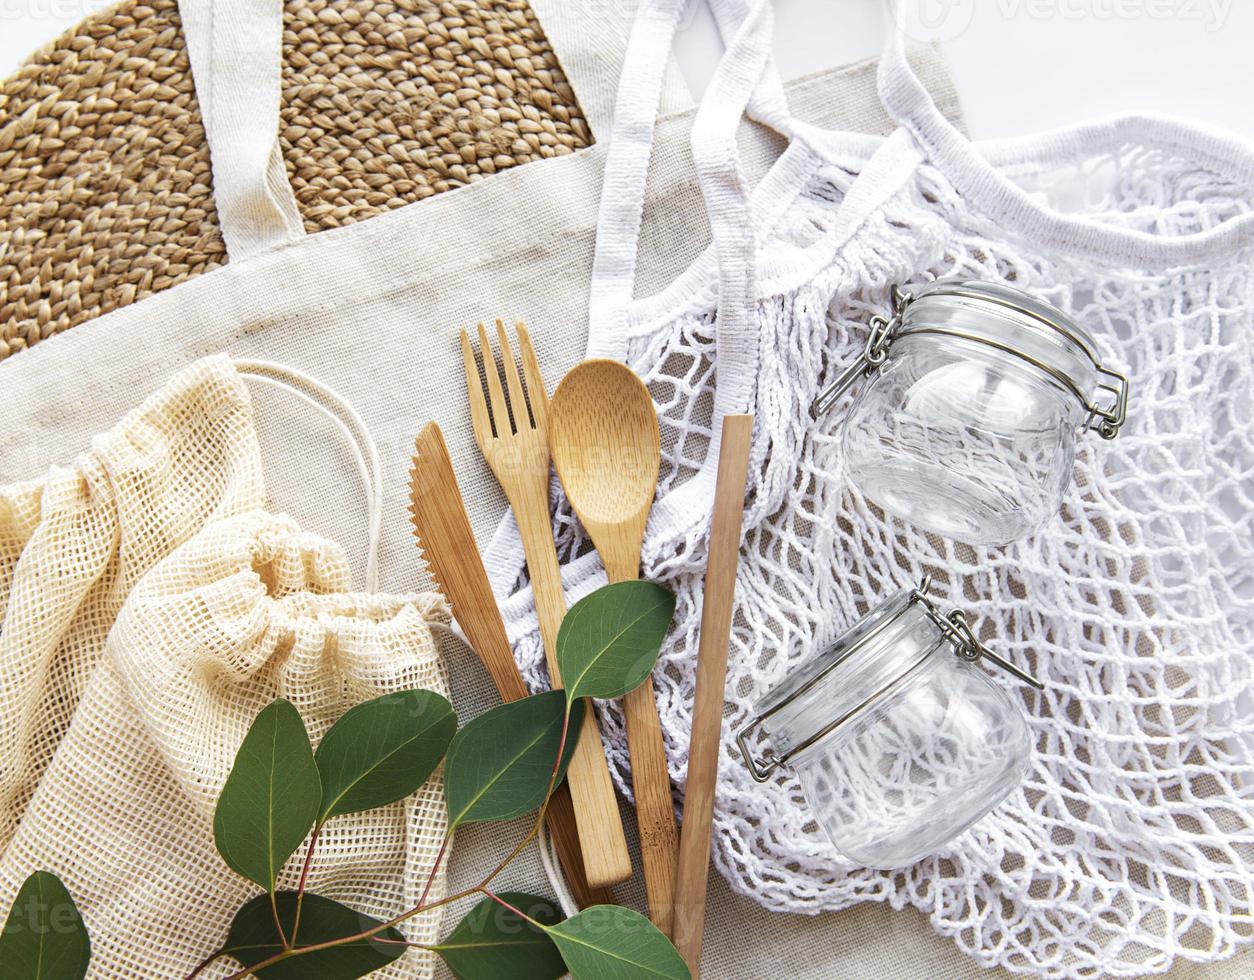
[486,1,1254,977]
[0,355,266,855]
[0,358,453,978]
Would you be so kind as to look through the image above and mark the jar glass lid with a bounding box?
[896,279,1129,438]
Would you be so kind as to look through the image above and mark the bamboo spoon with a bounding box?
[673,414,754,976]
[548,359,679,937]
[461,323,632,889]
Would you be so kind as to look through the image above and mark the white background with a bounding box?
[1,0,1252,142]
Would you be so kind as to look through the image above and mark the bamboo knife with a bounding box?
[408,421,611,908]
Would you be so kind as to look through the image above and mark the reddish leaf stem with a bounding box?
[289,820,323,945]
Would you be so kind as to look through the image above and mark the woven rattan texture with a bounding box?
[0,0,590,361]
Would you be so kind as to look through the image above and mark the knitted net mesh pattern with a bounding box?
[501,133,1254,978]
[0,356,266,854]
[0,0,589,360]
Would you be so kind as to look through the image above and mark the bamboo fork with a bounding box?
[460,320,632,888]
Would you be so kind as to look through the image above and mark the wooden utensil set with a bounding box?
[409,319,751,977]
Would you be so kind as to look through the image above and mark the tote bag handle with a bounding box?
[176,0,694,261]
[589,0,786,362]
[178,0,304,260]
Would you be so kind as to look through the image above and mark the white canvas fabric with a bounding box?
[0,0,1119,976]
[484,1,1254,977]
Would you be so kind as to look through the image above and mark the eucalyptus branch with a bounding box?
[215,708,577,980]
[473,705,571,890]
[184,948,226,980]
[414,830,453,911]
[185,582,684,980]
[0,523,685,980]
[483,889,541,927]
[268,890,288,951]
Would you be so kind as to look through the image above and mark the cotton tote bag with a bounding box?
[0,1,969,977]
[486,0,1254,977]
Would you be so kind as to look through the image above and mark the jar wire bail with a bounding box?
[810,284,910,418]
[809,280,1130,438]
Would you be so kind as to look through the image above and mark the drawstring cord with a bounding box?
[234,358,579,914]
[234,358,383,593]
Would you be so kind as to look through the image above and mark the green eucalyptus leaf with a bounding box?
[545,905,690,980]
[315,689,456,820]
[433,892,565,980]
[444,691,584,828]
[0,871,90,980]
[557,581,676,701]
[222,892,405,979]
[214,699,321,891]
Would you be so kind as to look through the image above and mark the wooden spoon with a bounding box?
[548,359,678,937]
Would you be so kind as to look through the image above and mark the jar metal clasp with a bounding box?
[810,285,910,418]
[736,576,1044,784]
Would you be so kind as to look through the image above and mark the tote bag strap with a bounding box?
[688,0,780,422]
[178,0,304,260]
[530,0,695,139]
[707,0,794,136]
[176,0,693,261]
[587,0,786,511]
[874,0,1254,266]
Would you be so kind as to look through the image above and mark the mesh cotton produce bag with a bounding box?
[488,0,1254,976]
[0,510,451,978]
[0,355,265,853]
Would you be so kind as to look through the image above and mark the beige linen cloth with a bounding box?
[0,3,1244,978]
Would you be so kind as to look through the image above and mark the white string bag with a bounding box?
[0,359,453,978]
[491,1,1254,976]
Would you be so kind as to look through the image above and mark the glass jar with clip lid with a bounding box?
[813,279,1131,546]
[736,577,1043,869]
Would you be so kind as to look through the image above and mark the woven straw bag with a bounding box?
[0,0,590,359]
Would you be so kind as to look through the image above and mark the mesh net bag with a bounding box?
[0,354,265,854]
[492,2,1254,976]
[0,509,451,978]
